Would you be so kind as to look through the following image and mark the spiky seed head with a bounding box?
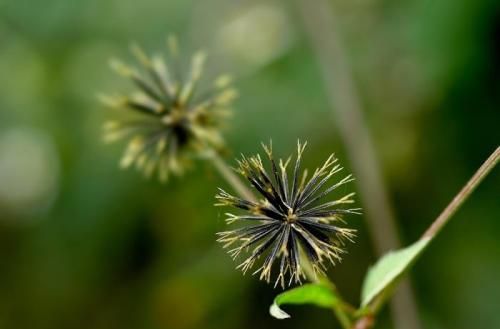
[101,35,237,182]
[216,141,361,288]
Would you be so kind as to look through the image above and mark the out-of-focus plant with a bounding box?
[100,36,499,329]
[99,36,251,193]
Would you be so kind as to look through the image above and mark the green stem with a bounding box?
[324,279,354,329]
[356,146,499,329]
[422,146,500,239]
[301,254,354,328]
[333,306,353,329]
[210,152,256,202]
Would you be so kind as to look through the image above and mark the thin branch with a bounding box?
[423,146,500,239]
[295,0,422,328]
[354,146,499,329]
[210,152,256,202]
[301,251,354,329]
[334,306,353,329]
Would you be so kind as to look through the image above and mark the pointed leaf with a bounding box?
[361,238,430,307]
[269,283,339,319]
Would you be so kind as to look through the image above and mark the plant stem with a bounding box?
[327,281,354,329]
[210,152,256,202]
[301,253,354,328]
[354,146,499,329]
[334,306,353,329]
[295,1,421,328]
[353,315,375,329]
[422,146,500,239]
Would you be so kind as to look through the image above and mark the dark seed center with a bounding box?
[162,107,192,147]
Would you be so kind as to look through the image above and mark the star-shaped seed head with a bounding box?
[216,141,361,288]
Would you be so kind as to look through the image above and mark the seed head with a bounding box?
[100,35,237,181]
[216,141,361,288]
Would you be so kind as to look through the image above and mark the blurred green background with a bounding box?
[0,0,499,328]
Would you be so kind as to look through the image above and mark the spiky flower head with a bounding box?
[100,35,237,182]
[216,141,360,288]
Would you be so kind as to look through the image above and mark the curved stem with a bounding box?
[301,253,354,328]
[210,152,256,202]
[329,283,355,329]
[423,146,499,239]
[334,306,353,329]
[355,146,499,329]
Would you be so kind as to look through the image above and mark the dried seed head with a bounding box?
[101,35,237,182]
[216,141,361,288]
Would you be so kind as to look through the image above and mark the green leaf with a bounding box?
[361,238,431,307]
[269,283,339,319]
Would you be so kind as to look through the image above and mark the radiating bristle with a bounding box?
[216,141,360,288]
